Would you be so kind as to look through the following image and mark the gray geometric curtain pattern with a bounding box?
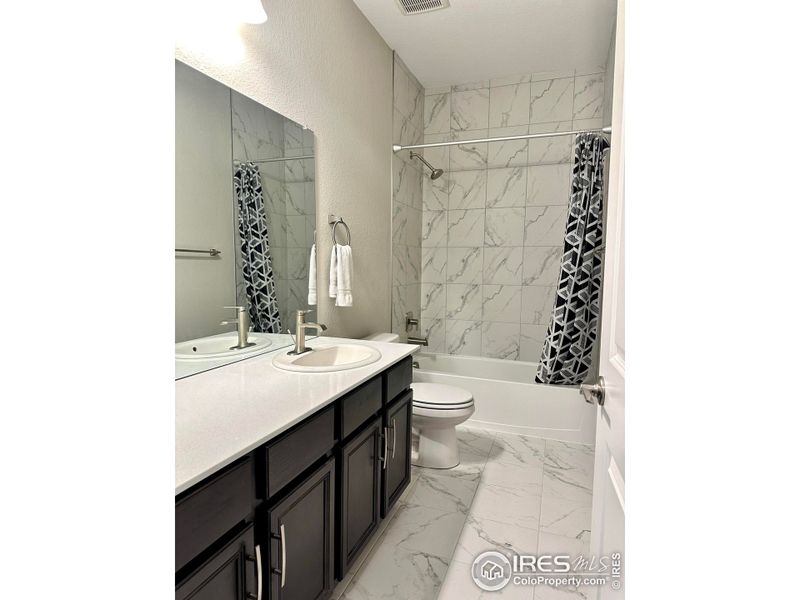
[233,163,282,334]
[535,133,609,385]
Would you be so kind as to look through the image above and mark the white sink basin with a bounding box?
[176,333,273,360]
[272,344,381,373]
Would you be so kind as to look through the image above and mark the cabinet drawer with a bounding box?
[339,377,382,440]
[267,406,335,498]
[384,357,412,404]
[175,456,254,573]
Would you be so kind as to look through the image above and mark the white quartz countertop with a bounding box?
[176,337,419,495]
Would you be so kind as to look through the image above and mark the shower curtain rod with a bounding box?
[233,154,314,164]
[391,126,611,152]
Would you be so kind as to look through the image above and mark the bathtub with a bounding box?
[412,353,596,446]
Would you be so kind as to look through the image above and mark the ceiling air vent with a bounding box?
[396,0,450,16]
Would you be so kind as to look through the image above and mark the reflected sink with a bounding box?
[272,344,381,373]
[176,333,273,360]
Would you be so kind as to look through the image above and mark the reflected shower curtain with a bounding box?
[234,162,282,333]
[536,133,609,385]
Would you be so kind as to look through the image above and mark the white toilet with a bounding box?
[363,333,475,469]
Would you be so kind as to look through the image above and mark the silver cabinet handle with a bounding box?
[382,427,388,470]
[246,544,262,600]
[391,418,396,459]
[271,525,286,589]
[279,524,286,588]
[255,544,263,600]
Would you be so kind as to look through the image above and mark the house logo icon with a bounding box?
[472,551,512,591]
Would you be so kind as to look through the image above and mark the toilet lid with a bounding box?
[411,382,473,408]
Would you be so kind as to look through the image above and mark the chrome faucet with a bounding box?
[289,309,327,355]
[220,306,255,350]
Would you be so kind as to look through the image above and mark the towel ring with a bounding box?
[328,216,351,246]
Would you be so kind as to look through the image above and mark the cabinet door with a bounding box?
[337,416,382,578]
[382,390,412,517]
[176,524,258,600]
[267,458,335,600]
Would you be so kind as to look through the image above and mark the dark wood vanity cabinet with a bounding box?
[267,458,336,600]
[382,390,412,517]
[176,524,257,600]
[176,357,413,600]
[337,416,382,578]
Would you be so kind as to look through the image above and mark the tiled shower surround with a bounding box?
[416,69,606,360]
[231,90,316,327]
[391,56,424,342]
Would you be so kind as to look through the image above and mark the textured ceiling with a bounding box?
[353,0,617,87]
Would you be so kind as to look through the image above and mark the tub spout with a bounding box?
[407,336,428,346]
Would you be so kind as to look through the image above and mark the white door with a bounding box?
[586,1,625,598]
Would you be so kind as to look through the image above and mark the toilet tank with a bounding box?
[363,333,400,343]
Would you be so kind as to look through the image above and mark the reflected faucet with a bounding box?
[220,306,255,350]
[289,309,327,355]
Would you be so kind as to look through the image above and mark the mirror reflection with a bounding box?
[175,60,317,378]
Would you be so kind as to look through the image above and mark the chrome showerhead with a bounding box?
[409,151,444,180]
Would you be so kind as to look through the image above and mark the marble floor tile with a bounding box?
[469,479,543,531]
[538,494,592,542]
[439,558,535,600]
[380,502,468,561]
[451,514,539,564]
[407,469,481,514]
[542,440,595,504]
[534,582,593,600]
[536,531,591,559]
[458,426,497,456]
[341,541,450,600]
[481,458,544,487]
[491,432,547,468]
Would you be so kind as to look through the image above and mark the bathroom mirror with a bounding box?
[175,60,317,379]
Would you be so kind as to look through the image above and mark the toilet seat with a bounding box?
[411,383,474,410]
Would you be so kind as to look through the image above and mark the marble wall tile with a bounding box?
[446,284,482,320]
[532,69,575,82]
[423,92,450,134]
[393,59,412,120]
[422,210,447,247]
[487,125,529,169]
[490,73,533,87]
[483,247,523,285]
[422,132,450,171]
[527,163,571,205]
[392,200,409,247]
[522,246,562,285]
[283,181,307,215]
[520,323,548,362]
[524,205,567,246]
[452,80,490,92]
[394,108,418,148]
[407,248,421,284]
[451,89,490,131]
[421,282,446,318]
[445,319,482,355]
[449,129,488,171]
[485,207,525,247]
[422,247,447,283]
[448,209,485,247]
[422,172,451,211]
[392,245,407,287]
[407,206,422,248]
[482,285,522,323]
[528,121,574,165]
[286,248,308,279]
[521,285,556,325]
[530,77,575,124]
[420,317,445,353]
[447,247,483,284]
[489,83,531,128]
[487,166,526,208]
[449,170,487,210]
[482,322,521,360]
[573,73,605,120]
[285,215,306,248]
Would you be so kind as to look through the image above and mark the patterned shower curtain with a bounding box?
[233,162,282,334]
[536,133,609,385]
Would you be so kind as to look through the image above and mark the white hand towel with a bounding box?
[329,244,338,299]
[335,244,353,307]
[307,243,317,305]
